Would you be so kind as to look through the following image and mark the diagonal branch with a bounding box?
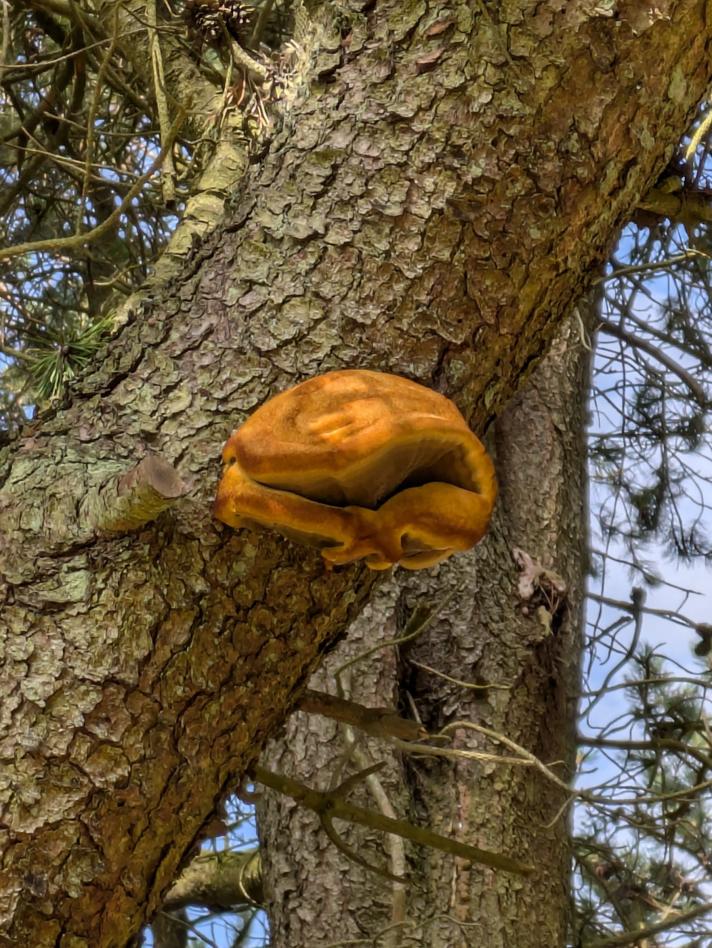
[597,317,707,406]
[253,765,535,877]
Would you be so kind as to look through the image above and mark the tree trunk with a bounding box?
[1,1,709,943]
[258,319,588,946]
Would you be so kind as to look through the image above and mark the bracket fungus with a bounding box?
[214,370,497,570]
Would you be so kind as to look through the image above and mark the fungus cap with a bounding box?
[214,370,497,569]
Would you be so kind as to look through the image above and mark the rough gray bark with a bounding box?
[258,319,587,946]
[404,320,588,947]
[1,1,710,944]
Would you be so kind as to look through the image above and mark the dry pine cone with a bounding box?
[185,0,255,46]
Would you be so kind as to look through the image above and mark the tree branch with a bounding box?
[597,317,707,406]
[584,900,712,948]
[253,765,535,877]
[298,689,426,742]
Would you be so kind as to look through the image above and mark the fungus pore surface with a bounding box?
[213,370,497,570]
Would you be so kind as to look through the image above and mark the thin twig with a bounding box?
[0,111,185,262]
[1,0,10,80]
[335,593,457,690]
[584,899,712,948]
[76,6,120,234]
[147,0,176,203]
[597,318,707,406]
[409,659,510,692]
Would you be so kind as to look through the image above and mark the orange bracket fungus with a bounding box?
[214,370,497,570]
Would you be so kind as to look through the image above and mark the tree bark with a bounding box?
[404,319,588,947]
[1,1,710,944]
[258,318,588,946]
